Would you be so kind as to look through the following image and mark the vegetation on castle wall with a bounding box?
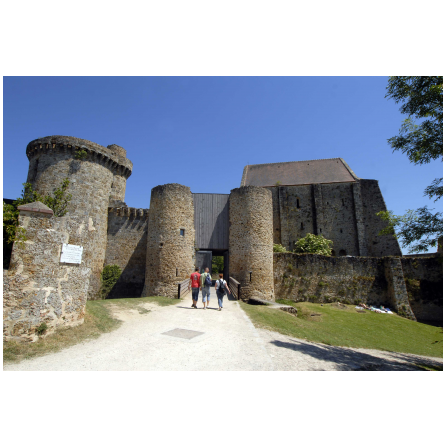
[273,243,288,253]
[3,179,72,269]
[74,149,88,160]
[293,233,333,256]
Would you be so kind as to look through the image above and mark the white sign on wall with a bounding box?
[60,243,83,264]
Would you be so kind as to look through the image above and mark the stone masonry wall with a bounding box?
[104,206,149,298]
[274,252,416,319]
[266,180,401,257]
[25,136,132,299]
[229,186,275,301]
[142,184,195,299]
[3,204,92,342]
[360,179,402,257]
[401,256,443,323]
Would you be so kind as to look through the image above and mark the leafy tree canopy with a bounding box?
[379,76,443,252]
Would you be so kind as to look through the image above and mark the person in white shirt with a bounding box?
[215,273,231,311]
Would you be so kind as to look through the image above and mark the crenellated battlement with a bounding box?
[108,206,149,220]
[26,135,133,179]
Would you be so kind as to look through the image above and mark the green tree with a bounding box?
[3,179,72,268]
[378,76,443,253]
[212,256,224,275]
[100,264,122,299]
[293,234,333,256]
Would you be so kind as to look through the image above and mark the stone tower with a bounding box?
[229,186,275,301]
[142,183,195,298]
[25,135,133,298]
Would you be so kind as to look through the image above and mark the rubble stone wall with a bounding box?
[3,208,92,342]
[142,184,195,299]
[229,186,275,301]
[274,253,440,320]
[25,136,132,299]
[104,206,149,298]
[401,256,443,323]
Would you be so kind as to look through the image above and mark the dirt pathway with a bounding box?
[4,290,442,371]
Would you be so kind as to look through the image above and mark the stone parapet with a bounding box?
[26,136,132,177]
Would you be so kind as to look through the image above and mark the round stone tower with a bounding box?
[229,186,275,301]
[142,183,195,298]
[25,135,133,298]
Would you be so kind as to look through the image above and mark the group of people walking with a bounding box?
[188,267,231,310]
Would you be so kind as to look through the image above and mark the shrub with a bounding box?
[36,323,48,336]
[293,234,333,256]
[74,149,88,160]
[273,243,287,253]
[100,264,122,299]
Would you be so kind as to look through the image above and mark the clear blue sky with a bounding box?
[3,76,442,253]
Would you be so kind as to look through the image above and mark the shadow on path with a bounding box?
[270,338,443,371]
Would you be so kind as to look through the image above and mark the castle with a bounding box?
[3,136,442,342]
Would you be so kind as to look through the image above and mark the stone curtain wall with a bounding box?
[3,205,91,342]
[142,184,195,299]
[401,256,443,323]
[266,180,401,257]
[104,206,149,298]
[359,179,402,257]
[273,253,442,320]
[25,136,133,299]
[229,186,275,301]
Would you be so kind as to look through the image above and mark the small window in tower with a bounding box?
[296,199,300,208]
[320,228,322,233]
[176,268,179,277]
[340,228,343,233]
[301,222,304,230]
[339,249,347,256]
[342,198,345,206]
[180,229,185,236]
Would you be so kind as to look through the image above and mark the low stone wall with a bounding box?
[104,206,149,298]
[3,203,91,342]
[273,253,416,319]
[401,256,443,323]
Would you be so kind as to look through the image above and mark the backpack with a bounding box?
[205,273,212,286]
[218,279,226,293]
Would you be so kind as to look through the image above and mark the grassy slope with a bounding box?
[3,296,179,363]
[241,300,443,358]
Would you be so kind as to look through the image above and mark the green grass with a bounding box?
[240,299,443,358]
[3,296,179,363]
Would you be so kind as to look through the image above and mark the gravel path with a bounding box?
[4,289,442,371]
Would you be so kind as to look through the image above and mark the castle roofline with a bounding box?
[241,157,360,187]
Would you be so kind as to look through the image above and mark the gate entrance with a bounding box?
[193,193,230,282]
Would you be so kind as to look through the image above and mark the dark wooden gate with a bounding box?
[193,193,229,251]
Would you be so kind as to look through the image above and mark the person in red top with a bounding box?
[188,267,201,308]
